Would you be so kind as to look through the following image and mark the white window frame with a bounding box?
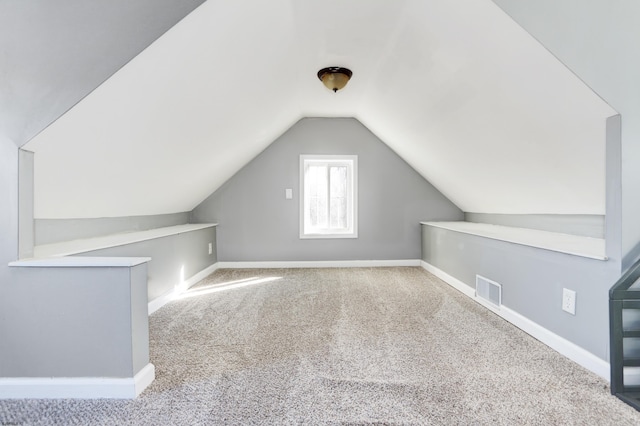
[299,154,358,239]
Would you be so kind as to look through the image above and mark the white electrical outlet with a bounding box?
[562,288,576,315]
[208,243,213,255]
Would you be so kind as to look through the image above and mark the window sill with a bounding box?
[300,233,358,239]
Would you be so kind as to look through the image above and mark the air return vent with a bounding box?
[476,275,502,308]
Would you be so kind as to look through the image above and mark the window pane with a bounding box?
[329,166,347,229]
[330,166,347,197]
[307,165,327,228]
[330,197,347,229]
[301,155,356,238]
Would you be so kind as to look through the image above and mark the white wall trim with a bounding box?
[147,260,420,314]
[147,289,176,316]
[33,223,218,258]
[216,259,422,269]
[0,363,155,399]
[148,262,220,315]
[420,261,610,381]
[421,261,476,298]
[148,259,412,315]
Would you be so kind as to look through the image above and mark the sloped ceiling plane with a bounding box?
[4,0,616,219]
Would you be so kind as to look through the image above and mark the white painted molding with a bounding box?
[0,363,155,399]
[133,363,156,397]
[184,262,221,288]
[420,261,610,381]
[147,290,176,316]
[421,261,476,298]
[149,259,420,313]
[421,221,607,260]
[499,305,609,380]
[33,223,218,258]
[216,259,422,269]
[9,256,151,268]
[148,262,220,315]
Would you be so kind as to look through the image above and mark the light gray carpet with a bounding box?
[2,267,640,425]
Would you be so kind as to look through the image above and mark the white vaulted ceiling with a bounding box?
[22,0,616,218]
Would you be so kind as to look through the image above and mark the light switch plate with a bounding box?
[562,288,576,315]
[285,188,293,199]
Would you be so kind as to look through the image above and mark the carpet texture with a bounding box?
[2,267,640,425]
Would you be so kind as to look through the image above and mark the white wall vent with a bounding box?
[476,275,502,308]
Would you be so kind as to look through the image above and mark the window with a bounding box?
[300,155,357,239]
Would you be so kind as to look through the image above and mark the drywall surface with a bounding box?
[18,150,34,258]
[422,224,618,360]
[1,137,19,269]
[0,136,19,377]
[24,1,613,219]
[0,0,206,146]
[192,118,462,261]
[1,264,147,377]
[76,226,217,302]
[464,213,604,238]
[605,115,622,270]
[491,0,640,269]
[35,212,190,245]
[130,264,150,374]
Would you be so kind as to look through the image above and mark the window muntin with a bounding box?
[300,155,357,238]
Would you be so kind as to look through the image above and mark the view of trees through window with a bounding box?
[307,165,347,230]
[301,155,357,238]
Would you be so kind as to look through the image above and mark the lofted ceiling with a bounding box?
[17,0,616,219]
[0,0,206,147]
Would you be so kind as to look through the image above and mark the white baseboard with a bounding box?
[148,259,421,315]
[0,363,155,399]
[148,262,220,315]
[147,290,175,316]
[421,261,476,298]
[420,261,610,381]
[148,260,421,313]
[216,259,422,269]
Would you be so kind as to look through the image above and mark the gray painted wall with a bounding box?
[76,226,217,302]
[464,213,605,238]
[0,136,19,275]
[1,135,209,377]
[422,224,618,360]
[191,118,463,261]
[491,0,640,270]
[0,0,206,146]
[605,115,622,270]
[0,136,19,377]
[130,264,150,374]
[2,263,148,378]
[422,113,624,363]
[18,150,34,258]
[35,212,190,246]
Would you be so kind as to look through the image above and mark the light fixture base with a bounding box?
[317,67,353,93]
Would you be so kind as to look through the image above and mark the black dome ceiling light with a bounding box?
[317,67,353,93]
